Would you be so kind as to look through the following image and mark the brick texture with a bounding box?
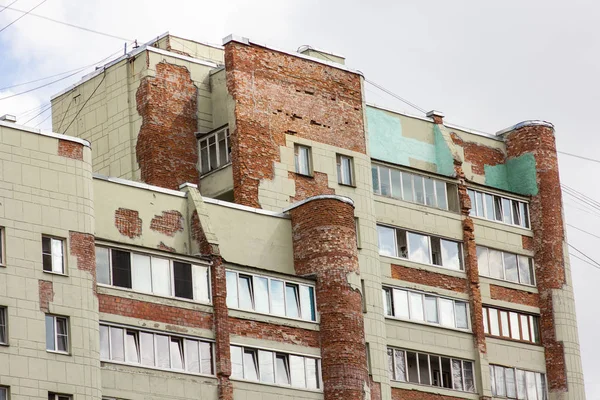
[98,294,213,329]
[114,208,142,239]
[522,235,534,251]
[289,171,335,202]
[136,62,199,190]
[150,210,184,236]
[489,285,540,308]
[69,231,96,289]
[450,132,505,175]
[157,242,176,253]
[57,139,83,161]
[390,264,467,293]
[224,41,365,208]
[391,388,467,400]
[38,280,54,312]
[290,198,368,400]
[228,317,320,348]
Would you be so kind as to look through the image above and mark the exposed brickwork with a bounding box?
[136,61,199,190]
[228,317,320,348]
[150,210,184,236]
[369,378,382,400]
[289,171,335,202]
[391,388,466,400]
[224,41,365,208]
[450,132,505,175]
[57,139,84,161]
[38,280,54,312]
[114,208,142,239]
[390,264,467,293]
[522,235,534,251]
[290,198,368,400]
[157,242,176,253]
[98,294,213,329]
[69,231,97,290]
[489,285,540,308]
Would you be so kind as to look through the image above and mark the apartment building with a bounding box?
[0,32,585,400]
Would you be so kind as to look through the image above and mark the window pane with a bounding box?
[271,280,285,316]
[45,315,55,351]
[174,262,193,299]
[494,196,503,221]
[516,369,527,399]
[56,318,68,352]
[0,309,4,344]
[413,175,425,204]
[425,296,438,323]
[155,335,170,368]
[397,230,408,258]
[505,367,516,398]
[475,191,484,217]
[200,342,213,374]
[390,169,402,199]
[185,339,200,372]
[408,232,431,264]
[455,302,468,329]
[192,265,210,303]
[0,388,6,400]
[377,226,396,257]
[305,358,319,389]
[512,201,521,226]
[275,354,290,385]
[226,271,238,308]
[518,256,533,285]
[502,198,512,224]
[218,136,227,167]
[341,157,353,186]
[424,178,435,206]
[521,315,531,342]
[441,240,461,270]
[110,327,124,362]
[209,138,217,171]
[439,298,455,328]
[489,249,504,279]
[125,331,140,363]
[131,254,152,293]
[258,350,274,383]
[297,146,310,175]
[483,308,489,333]
[151,258,171,296]
[372,165,380,194]
[489,308,500,336]
[464,362,475,392]
[200,143,209,174]
[43,254,52,272]
[100,325,109,359]
[441,357,452,388]
[484,193,495,220]
[521,203,530,228]
[290,355,306,388]
[431,237,442,266]
[452,359,463,391]
[383,289,392,316]
[495,365,506,396]
[536,373,546,400]
[436,180,447,210]
[170,338,184,370]
[387,348,394,380]
[409,292,424,321]
[96,247,110,285]
[490,366,497,396]
[300,285,316,321]
[243,349,258,380]
[51,239,63,273]
[500,311,510,337]
[285,284,300,318]
[419,353,431,385]
[531,316,540,343]
[238,275,253,310]
[526,371,537,399]
[510,312,521,340]
[140,332,155,367]
[468,190,476,216]
[253,276,270,314]
[380,167,391,196]
[477,246,490,276]
[394,350,406,382]
[230,346,243,378]
[430,355,441,386]
[401,172,413,202]
[111,249,132,289]
[504,253,519,283]
[392,289,409,319]
[406,352,419,383]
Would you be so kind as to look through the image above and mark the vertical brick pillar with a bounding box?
[211,256,233,400]
[289,196,369,400]
[503,122,585,398]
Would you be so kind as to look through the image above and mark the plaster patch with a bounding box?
[484,153,538,195]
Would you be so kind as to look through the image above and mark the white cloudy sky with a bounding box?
[1,0,599,396]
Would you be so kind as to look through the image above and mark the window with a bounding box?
[0,387,6,400]
[0,307,6,344]
[45,315,68,353]
[95,247,210,302]
[42,236,64,274]
[467,188,530,229]
[383,287,469,330]
[48,394,71,400]
[226,270,316,321]
[477,246,534,285]
[295,145,312,176]
[388,347,475,392]
[0,228,4,266]
[377,225,463,270]
[483,306,540,344]
[100,324,213,375]
[372,164,459,212]
[490,365,547,399]
[337,154,354,186]
[230,345,321,390]
[199,126,231,175]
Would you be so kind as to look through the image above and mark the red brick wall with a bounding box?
[289,171,335,202]
[136,61,199,190]
[228,317,320,348]
[58,140,84,161]
[391,388,468,400]
[114,208,142,239]
[150,210,184,236]
[224,41,365,208]
[390,264,467,293]
[522,235,534,251]
[450,132,505,175]
[70,231,96,289]
[39,280,54,312]
[290,197,368,400]
[489,285,540,308]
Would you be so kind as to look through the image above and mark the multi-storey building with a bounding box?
[0,32,585,400]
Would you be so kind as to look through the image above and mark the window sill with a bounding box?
[229,308,319,329]
[47,350,70,356]
[292,171,313,179]
[230,377,323,394]
[97,284,213,310]
[486,335,543,348]
[0,342,8,347]
[384,315,471,334]
[338,182,356,188]
[200,162,232,179]
[389,380,478,399]
[374,193,460,216]
[101,359,217,379]
[43,270,68,277]
[471,215,533,234]
[379,254,467,278]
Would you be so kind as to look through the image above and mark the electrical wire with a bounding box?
[56,96,73,132]
[0,0,48,34]
[0,65,96,91]
[61,72,105,133]
[33,110,52,127]
[567,223,600,241]
[558,150,600,164]
[569,252,600,271]
[0,0,19,14]
[567,242,600,269]
[22,102,51,124]
[364,78,427,115]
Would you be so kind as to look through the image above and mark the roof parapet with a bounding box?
[496,120,555,138]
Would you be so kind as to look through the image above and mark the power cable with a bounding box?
[56,96,73,132]
[0,0,19,14]
[567,223,600,241]
[364,78,427,115]
[567,242,600,269]
[0,65,94,91]
[562,184,600,210]
[0,4,133,41]
[0,0,48,34]
[61,72,105,134]
[569,253,600,271]
[33,110,52,128]
[22,102,51,124]
[558,150,600,165]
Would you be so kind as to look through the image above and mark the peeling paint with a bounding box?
[484,153,538,195]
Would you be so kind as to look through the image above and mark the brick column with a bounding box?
[503,122,585,399]
[288,196,369,400]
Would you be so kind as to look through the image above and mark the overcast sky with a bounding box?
[1,0,599,396]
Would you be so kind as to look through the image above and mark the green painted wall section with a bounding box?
[366,106,455,177]
[484,153,538,195]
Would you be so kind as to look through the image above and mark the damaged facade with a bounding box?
[0,32,585,400]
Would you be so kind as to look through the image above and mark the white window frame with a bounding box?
[294,144,312,176]
[42,236,65,275]
[483,306,540,344]
[48,393,71,400]
[0,306,7,345]
[45,315,69,354]
[0,227,5,267]
[198,126,231,175]
[96,246,212,304]
[477,245,535,286]
[0,386,7,400]
[467,188,530,229]
[489,364,547,400]
[226,269,317,322]
[337,154,354,186]
[383,286,470,331]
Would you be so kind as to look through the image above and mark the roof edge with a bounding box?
[282,194,355,213]
[496,120,555,137]
[0,120,90,147]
